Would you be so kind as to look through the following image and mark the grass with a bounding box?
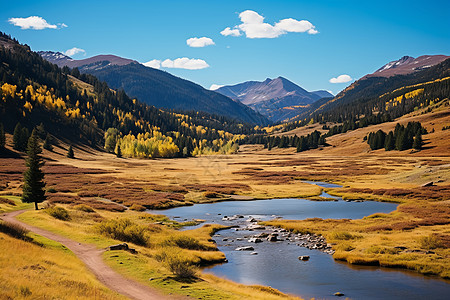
[0,232,123,300]
[14,205,300,299]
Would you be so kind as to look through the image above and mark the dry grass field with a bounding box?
[0,106,449,298]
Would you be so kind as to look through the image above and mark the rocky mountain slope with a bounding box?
[216,77,332,122]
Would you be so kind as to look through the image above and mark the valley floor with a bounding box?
[0,107,449,299]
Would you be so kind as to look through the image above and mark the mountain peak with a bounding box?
[369,54,450,78]
[216,77,330,122]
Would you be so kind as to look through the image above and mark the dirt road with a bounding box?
[1,210,168,300]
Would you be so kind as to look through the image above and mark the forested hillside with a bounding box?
[0,32,262,158]
[283,58,450,131]
[39,51,269,126]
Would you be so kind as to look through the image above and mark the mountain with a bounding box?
[0,32,264,158]
[38,51,269,125]
[289,55,450,125]
[366,55,450,78]
[216,77,333,122]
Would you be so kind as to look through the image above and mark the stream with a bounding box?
[147,181,450,299]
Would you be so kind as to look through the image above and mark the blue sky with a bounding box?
[2,0,449,94]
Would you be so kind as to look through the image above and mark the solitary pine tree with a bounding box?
[0,123,5,149]
[22,129,46,210]
[67,145,74,158]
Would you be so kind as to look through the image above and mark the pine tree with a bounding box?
[413,132,423,150]
[67,145,74,158]
[385,131,395,151]
[22,129,46,210]
[116,144,122,158]
[43,133,53,151]
[13,123,23,150]
[0,123,5,149]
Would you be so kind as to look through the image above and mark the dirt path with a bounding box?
[1,210,168,300]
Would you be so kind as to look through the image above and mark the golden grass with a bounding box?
[14,205,300,299]
[0,232,123,300]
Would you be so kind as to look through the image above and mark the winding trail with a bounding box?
[1,210,168,300]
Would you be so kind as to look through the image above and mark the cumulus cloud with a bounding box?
[329,74,352,83]
[64,47,85,57]
[221,10,318,39]
[143,59,161,69]
[220,27,241,37]
[143,58,209,70]
[8,16,66,30]
[209,84,224,90]
[187,37,215,47]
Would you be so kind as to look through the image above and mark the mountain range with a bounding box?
[215,77,333,122]
[38,51,269,126]
[290,54,450,122]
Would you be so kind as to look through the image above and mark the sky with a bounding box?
[1,0,449,95]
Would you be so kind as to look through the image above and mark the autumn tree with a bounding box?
[22,129,46,210]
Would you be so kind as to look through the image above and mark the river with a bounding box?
[148,181,450,299]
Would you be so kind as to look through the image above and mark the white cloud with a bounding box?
[8,16,66,30]
[64,47,85,57]
[143,59,161,69]
[222,10,318,39]
[186,37,215,47]
[329,74,353,83]
[161,58,209,70]
[275,18,318,34]
[220,27,241,37]
[209,84,224,90]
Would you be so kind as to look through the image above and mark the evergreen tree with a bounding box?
[13,123,23,150]
[413,132,423,150]
[116,144,122,158]
[0,123,5,149]
[384,131,395,151]
[22,129,46,210]
[43,133,53,151]
[67,145,74,158]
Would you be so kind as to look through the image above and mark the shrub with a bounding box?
[0,221,29,240]
[329,231,361,240]
[419,235,443,250]
[46,188,57,193]
[366,245,401,254]
[0,197,16,206]
[130,204,146,211]
[46,206,71,221]
[73,204,95,213]
[164,235,209,250]
[155,248,197,278]
[203,191,218,198]
[96,219,148,246]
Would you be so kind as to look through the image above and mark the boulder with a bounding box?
[107,243,137,254]
[267,234,279,242]
[235,246,254,251]
[298,256,310,261]
[421,181,434,187]
[248,237,263,243]
[334,292,344,297]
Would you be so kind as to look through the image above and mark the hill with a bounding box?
[0,32,262,158]
[39,51,269,125]
[289,55,450,125]
[216,77,332,122]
